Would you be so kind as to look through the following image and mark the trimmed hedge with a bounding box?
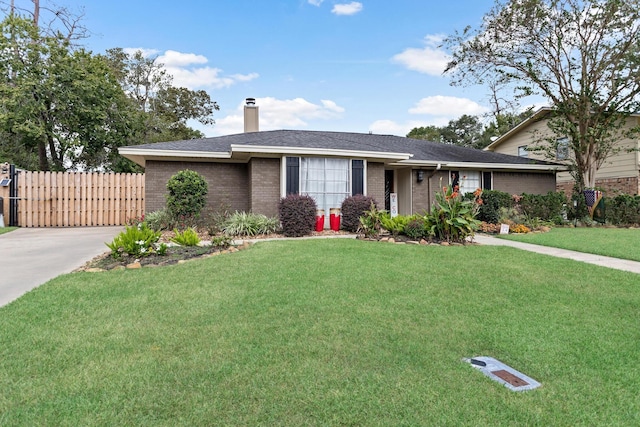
[341,195,379,232]
[278,194,317,237]
[606,194,640,225]
[519,191,567,223]
[476,190,513,224]
[166,170,208,220]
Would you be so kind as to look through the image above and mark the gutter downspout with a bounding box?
[426,163,442,212]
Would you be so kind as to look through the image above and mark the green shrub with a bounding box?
[519,191,567,223]
[221,211,280,236]
[278,194,317,237]
[210,234,233,248]
[341,195,379,232]
[166,170,208,222]
[171,228,201,246]
[358,202,384,238]
[425,184,482,243]
[476,190,513,224]
[106,223,164,259]
[606,194,640,225]
[380,214,411,236]
[404,217,426,239]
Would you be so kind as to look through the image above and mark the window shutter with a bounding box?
[352,160,364,195]
[286,157,299,194]
[482,172,492,190]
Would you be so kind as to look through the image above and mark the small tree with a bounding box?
[444,0,640,191]
[166,170,208,221]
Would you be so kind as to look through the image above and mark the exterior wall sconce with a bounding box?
[417,170,424,182]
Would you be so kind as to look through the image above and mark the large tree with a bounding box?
[104,48,219,146]
[0,15,135,171]
[444,0,640,190]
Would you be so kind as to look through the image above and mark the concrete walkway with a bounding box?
[473,234,640,274]
[0,227,123,307]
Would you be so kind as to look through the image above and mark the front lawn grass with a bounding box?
[0,226,17,235]
[499,227,640,261]
[1,239,639,426]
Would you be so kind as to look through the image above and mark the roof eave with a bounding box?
[392,159,567,171]
[118,148,232,167]
[230,144,413,161]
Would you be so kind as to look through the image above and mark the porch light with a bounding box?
[417,170,424,182]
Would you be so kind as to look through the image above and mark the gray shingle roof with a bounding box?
[122,130,558,166]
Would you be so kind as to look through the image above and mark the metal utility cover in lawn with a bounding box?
[464,356,541,391]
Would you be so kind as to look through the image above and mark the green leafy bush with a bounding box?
[278,194,317,237]
[476,190,513,224]
[425,184,482,243]
[606,194,640,225]
[358,202,384,238]
[210,234,233,248]
[404,217,426,239]
[341,195,379,232]
[519,191,567,224]
[380,214,411,236]
[166,170,208,222]
[221,211,280,236]
[106,223,164,259]
[171,228,201,246]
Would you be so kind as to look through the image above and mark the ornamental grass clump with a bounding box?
[221,211,280,236]
[425,182,483,243]
[106,223,166,259]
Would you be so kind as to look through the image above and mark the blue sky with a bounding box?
[28,0,540,137]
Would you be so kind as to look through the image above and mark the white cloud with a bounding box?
[332,2,363,16]
[157,50,208,67]
[209,97,346,136]
[369,119,449,137]
[123,47,259,90]
[409,96,489,116]
[369,95,490,136]
[122,47,160,57]
[308,0,324,5]
[392,34,450,76]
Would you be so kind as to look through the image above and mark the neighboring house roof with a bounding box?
[484,107,553,152]
[119,129,564,171]
[485,106,640,152]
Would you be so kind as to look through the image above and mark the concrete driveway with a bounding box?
[0,226,123,307]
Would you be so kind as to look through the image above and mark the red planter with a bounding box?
[329,208,341,231]
[315,209,325,231]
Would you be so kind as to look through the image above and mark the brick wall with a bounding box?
[556,176,639,197]
[366,162,385,205]
[249,158,281,217]
[145,160,249,213]
[413,170,449,213]
[493,172,556,195]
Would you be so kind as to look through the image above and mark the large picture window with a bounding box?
[300,158,351,219]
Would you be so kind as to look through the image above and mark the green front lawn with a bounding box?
[1,239,639,425]
[0,226,17,235]
[499,227,640,261]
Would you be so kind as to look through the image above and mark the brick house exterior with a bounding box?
[120,101,564,223]
[120,131,561,224]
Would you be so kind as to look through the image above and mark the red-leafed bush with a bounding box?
[341,195,379,232]
[278,194,317,237]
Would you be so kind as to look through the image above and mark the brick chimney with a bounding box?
[244,98,259,133]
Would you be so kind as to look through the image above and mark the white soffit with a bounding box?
[230,144,412,161]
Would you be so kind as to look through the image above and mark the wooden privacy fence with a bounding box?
[17,171,145,227]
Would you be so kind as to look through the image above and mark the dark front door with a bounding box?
[385,170,394,211]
